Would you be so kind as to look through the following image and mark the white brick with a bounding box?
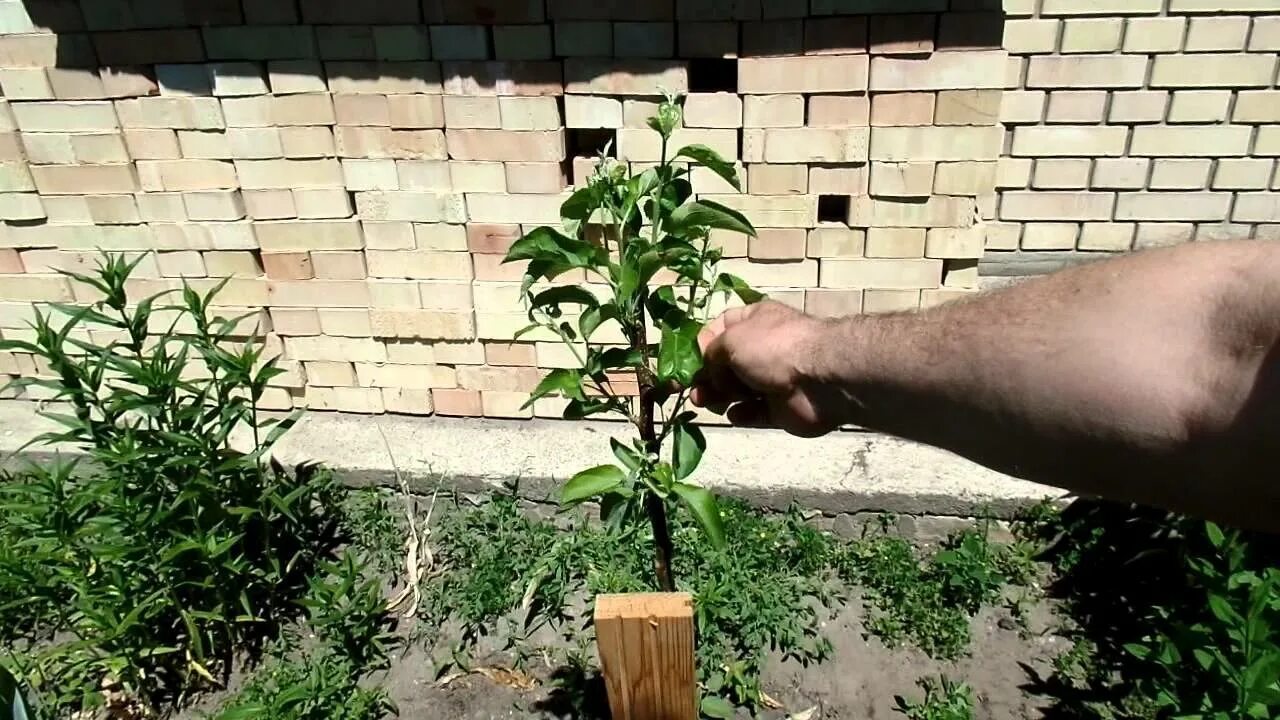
[1150,54,1275,88]
[115,97,225,130]
[1011,126,1128,157]
[819,258,942,289]
[740,55,869,94]
[235,158,345,189]
[256,219,364,251]
[1000,191,1115,221]
[354,191,467,222]
[1129,126,1252,157]
[870,126,1002,162]
[869,51,1007,91]
[209,62,269,97]
[564,95,622,128]
[1026,55,1148,89]
[12,101,117,132]
[1114,192,1232,222]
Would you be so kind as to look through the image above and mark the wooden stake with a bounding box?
[594,592,697,720]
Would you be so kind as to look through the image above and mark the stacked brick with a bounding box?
[0,0,1003,418]
[997,0,1280,255]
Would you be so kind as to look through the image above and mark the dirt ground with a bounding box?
[383,598,1066,720]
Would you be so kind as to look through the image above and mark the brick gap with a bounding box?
[687,58,737,93]
[817,195,850,223]
[566,128,617,158]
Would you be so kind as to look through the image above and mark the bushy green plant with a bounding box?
[301,550,397,672]
[423,494,841,714]
[500,93,762,590]
[0,254,344,714]
[212,649,394,720]
[837,520,1034,660]
[894,676,974,720]
[1022,501,1280,719]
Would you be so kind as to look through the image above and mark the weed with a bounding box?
[0,255,344,714]
[893,676,974,720]
[837,519,1033,660]
[212,648,395,720]
[501,93,763,590]
[300,550,397,672]
[341,488,406,580]
[423,494,841,714]
[1024,500,1280,718]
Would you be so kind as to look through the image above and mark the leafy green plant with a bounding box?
[1122,522,1280,718]
[1021,500,1280,719]
[0,254,344,714]
[837,519,1034,660]
[212,648,394,720]
[894,676,974,720]
[501,93,761,590]
[301,550,396,672]
[423,493,841,714]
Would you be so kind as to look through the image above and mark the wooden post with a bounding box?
[594,592,697,720]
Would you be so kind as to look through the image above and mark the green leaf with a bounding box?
[561,465,628,506]
[657,320,702,387]
[1205,521,1226,549]
[675,144,741,192]
[672,419,706,481]
[646,285,687,327]
[617,250,663,303]
[611,438,643,472]
[667,199,756,237]
[712,273,765,305]
[560,186,598,221]
[647,100,682,139]
[524,368,586,409]
[700,695,736,719]
[530,285,599,312]
[579,302,618,340]
[674,482,725,549]
[504,226,604,269]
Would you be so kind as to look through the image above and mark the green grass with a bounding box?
[893,676,975,720]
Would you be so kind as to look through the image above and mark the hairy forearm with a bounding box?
[805,241,1280,530]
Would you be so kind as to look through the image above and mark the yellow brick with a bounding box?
[760,128,867,163]
[865,228,925,258]
[564,58,687,95]
[1011,126,1128,157]
[862,289,920,313]
[1185,16,1251,51]
[450,161,507,192]
[869,161,934,198]
[445,129,564,161]
[1212,158,1274,190]
[1234,91,1280,123]
[743,95,804,128]
[234,158,345,189]
[617,128,736,162]
[740,55,869,94]
[806,227,865,258]
[1129,126,1252,157]
[1114,192,1232,222]
[819,258,941,289]
[31,164,139,195]
[934,161,997,195]
[701,193,818,228]
[748,164,807,195]
[396,160,452,191]
[869,51,1007,91]
[311,251,367,280]
[1046,91,1107,123]
[353,191,467,222]
[443,95,501,128]
[808,165,866,195]
[1149,159,1212,190]
[870,126,1002,162]
[564,95,622,128]
[1150,54,1275,88]
[718,258,818,287]
[1002,19,1059,54]
[389,94,445,129]
[280,126,335,158]
[683,93,742,128]
[294,188,353,219]
[335,126,448,159]
[1027,55,1148,89]
[1041,0,1161,13]
[1233,193,1280,223]
[226,128,283,159]
[1060,18,1123,53]
[1251,16,1280,51]
[1078,223,1134,251]
[849,196,977,228]
[1021,223,1079,250]
[115,97,224,130]
[419,281,473,310]
[1167,90,1232,123]
[358,364,456,392]
[342,158,399,191]
[1000,191,1115,221]
[934,90,1001,126]
[177,129,231,159]
[925,227,983,259]
[0,68,52,100]
[370,309,474,340]
[305,361,356,386]
[498,96,560,131]
[268,280,371,308]
[183,190,245,221]
[1032,158,1091,189]
[256,219,364,251]
[465,192,564,224]
[366,250,473,280]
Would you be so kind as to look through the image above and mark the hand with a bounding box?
[692,301,840,438]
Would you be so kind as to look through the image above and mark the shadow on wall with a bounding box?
[15,0,1004,108]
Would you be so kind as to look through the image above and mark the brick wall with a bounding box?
[994,0,1279,272]
[0,0,1275,418]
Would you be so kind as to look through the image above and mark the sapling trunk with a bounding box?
[635,312,676,592]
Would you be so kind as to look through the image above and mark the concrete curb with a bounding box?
[0,400,1059,518]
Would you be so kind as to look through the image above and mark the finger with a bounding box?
[726,399,772,428]
[698,304,756,353]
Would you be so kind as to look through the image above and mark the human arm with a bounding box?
[693,240,1280,531]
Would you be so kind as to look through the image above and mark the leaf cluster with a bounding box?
[0,255,347,715]
[501,94,765,556]
[893,676,975,720]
